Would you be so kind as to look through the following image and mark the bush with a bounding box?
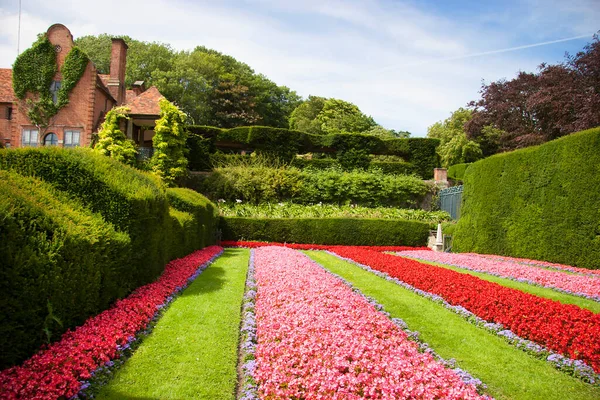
[447,163,471,181]
[167,207,198,259]
[167,187,219,249]
[186,133,216,171]
[195,165,430,207]
[453,127,600,269]
[0,147,169,288]
[0,171,130,368]
[220,217,430,246]
[369,161,417,175]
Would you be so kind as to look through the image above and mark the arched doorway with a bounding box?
[44,133,58,146]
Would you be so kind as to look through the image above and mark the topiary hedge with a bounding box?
[0,171,130,369]
[447,163,471,181]
[167,187,219,249]
[0,147,171,287]
[186,125,440,178]
[220,217,430,246]
[453,127,600,269]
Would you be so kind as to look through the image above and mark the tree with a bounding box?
[365,125,411,139]
[289,96,327,134]
[427,108,482,168]
[93,106,137,165]
[151,99,188,186]
[317,99,377,135]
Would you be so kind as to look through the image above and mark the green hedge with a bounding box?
[0,171,130,368]
[447,163,471,181]
[167,187,219,249]
[220,217,430,246]
[186,125,440,178]
[0,147,170,287]
[196,166,430,207]
[454,127,600,269]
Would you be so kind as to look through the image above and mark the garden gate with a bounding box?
[439,185,463,220]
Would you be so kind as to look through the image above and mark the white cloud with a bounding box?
[0,0,596,136]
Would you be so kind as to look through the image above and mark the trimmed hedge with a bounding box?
[0,171,130,368]
[167,187,219,249]
[186,125,440,178]
[0,147,170,287]
[447,163,471,181]
[454,127,600,269]
[220,217,430,246]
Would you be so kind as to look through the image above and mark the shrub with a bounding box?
[220,217,430,246]
[186,133,215,171]
[447,163,471,181]
[167,187,219,248]
[151,99,188,186]
[167,207,198,259]
[0,171,130,368]
[93,106,137,166]
[195,165,430,207]
[453,127,600,269]
[0,147,170,287]
[369,161,417,175]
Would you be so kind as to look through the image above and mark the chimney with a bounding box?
[107,38,128,105]
[132,81,146,96]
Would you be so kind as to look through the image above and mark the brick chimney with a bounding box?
[107,38,128,105]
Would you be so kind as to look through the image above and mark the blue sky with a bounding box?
[0,0,598,136]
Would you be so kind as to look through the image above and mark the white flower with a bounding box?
[218,199,226,203]
[278,202,285,207]
[236,199,243,203]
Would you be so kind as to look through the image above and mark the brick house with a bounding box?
[0,23,163,149]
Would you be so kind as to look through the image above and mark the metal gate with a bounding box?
[439,185,463,220]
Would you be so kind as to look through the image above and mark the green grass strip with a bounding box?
[405,257,600,313]
[305,250,600,400]
[97,248,250,400]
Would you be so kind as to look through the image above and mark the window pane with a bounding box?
[65,131,72,145]
[22,130,30,144]
[73,131,80,145]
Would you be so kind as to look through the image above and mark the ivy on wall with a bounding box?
[12,35,89,130]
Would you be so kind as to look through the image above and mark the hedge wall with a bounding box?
[0,171,130,368]
[186,125,440,178]
[453,127,600,269]
[0,147,170,287]
[220,217,430,246]
[167,187,219,250]
[447,163,471,181]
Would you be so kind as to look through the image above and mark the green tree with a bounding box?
[151,99,188,186]
[289,96,327,134]
[93,106,137,165]
[365,125,411,139]
[317,99,377,135]
[427,108,482,168]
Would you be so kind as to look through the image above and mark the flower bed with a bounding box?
[398,250,600,301]
[252,246,485,399]
[221,240,428,252]
[329,247,600,374]
[474,253,600,278]
[0,246,223,400]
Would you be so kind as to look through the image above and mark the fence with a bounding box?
[439,185,463,220]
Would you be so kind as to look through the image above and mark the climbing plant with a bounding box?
[12,34,89,131]
[93,106,137,165]
[151,99,188,186]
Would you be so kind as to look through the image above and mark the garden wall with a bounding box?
[453,127,600,269]
[220,217,430,246]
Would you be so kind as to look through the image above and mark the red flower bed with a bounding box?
[221,240,429,252]
[0,246,223,400]
[330,247,600,373]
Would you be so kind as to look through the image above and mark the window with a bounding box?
[44,133,58,146]
[50,81,62,104]
[22,129,39,147]
[6,107,12,120]
[64,130,80,147]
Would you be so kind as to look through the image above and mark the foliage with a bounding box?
[427,108,482,168]
[316,98,377,135]
[194,165,430,208]
[466,36,600,152]
[13,35,89,131]
[447,163,471,182]
[76,35,301,128]
[289,95,327,134]
[365,125,411,139]
[94,106,137,165]
[220,217,430,246]
[218,202,450,225]
[454,127,600,270]
[151,99,188,186]
[167,187,218,249]
[0,170,130,368]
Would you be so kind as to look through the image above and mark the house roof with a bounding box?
[125,86,163,116]
[0,69,15,103]
[125,89,136,104]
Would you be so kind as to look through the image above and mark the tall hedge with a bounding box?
[220,217,430,246]
[0,171,130,368]
[0,147,170,287]
[186,125,440,178]
[453,127,600,269]
[167,187,219,250]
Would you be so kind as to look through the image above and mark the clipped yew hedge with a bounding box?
[187,125,439,178]
[0,171,130,368]
[454,127,600,269]
[220,217,430,246]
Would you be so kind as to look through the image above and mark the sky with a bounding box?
[0,0,599,136]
